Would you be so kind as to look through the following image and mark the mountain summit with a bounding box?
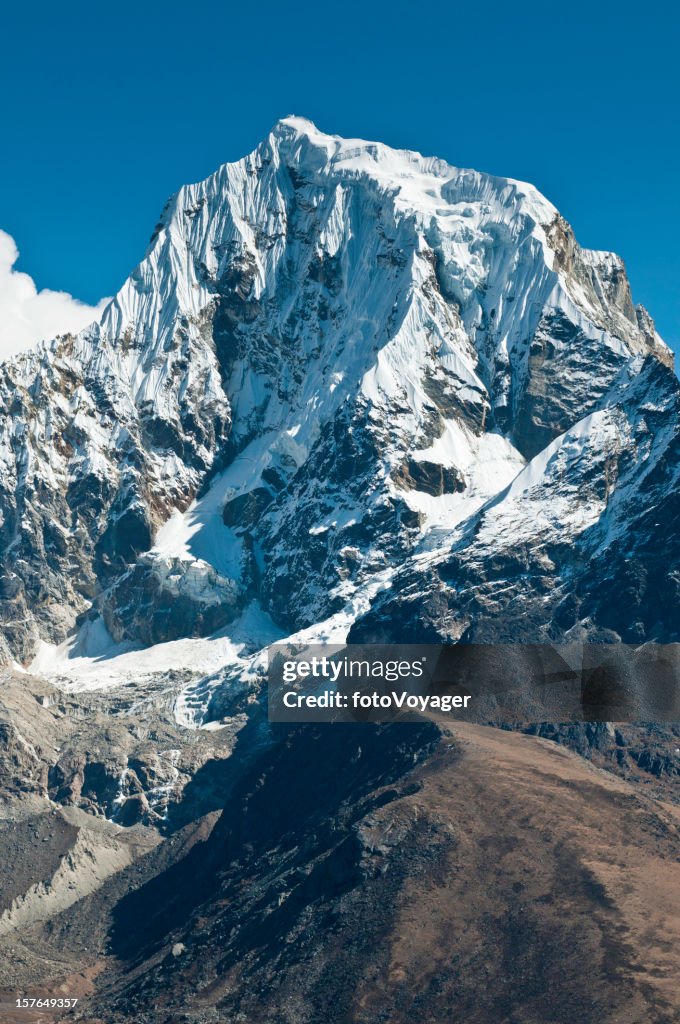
[0,118,677,671]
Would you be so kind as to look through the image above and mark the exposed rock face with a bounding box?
[102,554,240,645]
[392,457,466,496]
[0,117,674,665]
[0,670,244,828]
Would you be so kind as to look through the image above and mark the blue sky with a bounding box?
[2,0,678,351]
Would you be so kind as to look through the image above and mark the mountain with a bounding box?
[1,119,680,1024]
[0,116,675,674]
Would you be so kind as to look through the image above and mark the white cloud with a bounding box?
[0,229,109,361]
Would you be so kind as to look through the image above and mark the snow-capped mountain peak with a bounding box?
[0,119,676,677]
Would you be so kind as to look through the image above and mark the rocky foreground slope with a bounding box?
[4,719,680,1024]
